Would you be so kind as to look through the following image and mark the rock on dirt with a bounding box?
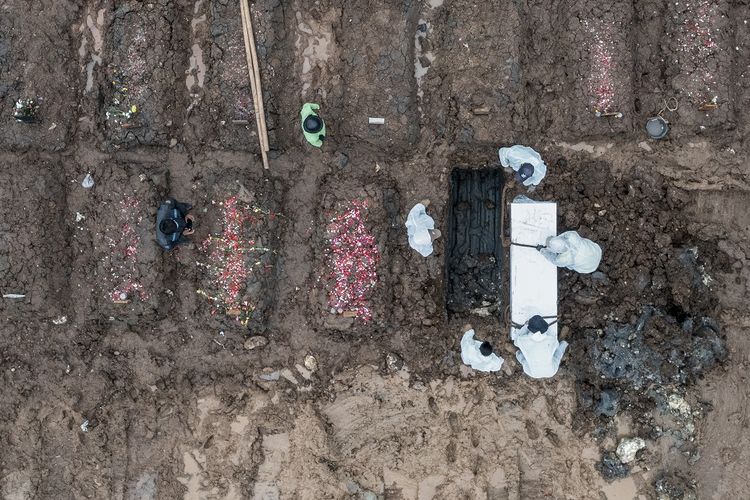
[599,451,630,481]
[386,352,404,372]
[616,437,646,463]
[303,354,317,372]
[244,336,268,350]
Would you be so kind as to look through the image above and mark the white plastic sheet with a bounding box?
[82,173,95,189]
[540,230,602,274]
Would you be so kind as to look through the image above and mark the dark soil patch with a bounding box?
[0,0,78,151]
[418,1,523,145]
[79,163,165,321]
[0,154,70,317]
[445,168,504,315]
[527,154,731,428]
[335,1,420,152]
[103,1,188,146]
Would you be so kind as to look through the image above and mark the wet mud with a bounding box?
[2,0,750,498]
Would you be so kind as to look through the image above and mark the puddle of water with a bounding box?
[252,433,290,499]
[418,475,445,499]
[196,396,220,426]
[177,451,205,500]
[600,475,639,500]
[81,9,105,93]
[186,43,206,91]
[191,13,206,32]
[295,12,334,96]
[230,414,250,435]
[128,473,157,500]
[414,18,435,106]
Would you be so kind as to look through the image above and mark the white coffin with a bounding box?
[510,200,557,339]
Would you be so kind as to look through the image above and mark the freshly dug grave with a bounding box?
[524,155,730,477]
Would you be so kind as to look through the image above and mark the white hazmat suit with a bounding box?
[460,329,504,372]
[405,203,436,257]
[498,145,548,187]
[540,231,602,274]
[513,326,568,379]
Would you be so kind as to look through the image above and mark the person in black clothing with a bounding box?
[156,199,194,251]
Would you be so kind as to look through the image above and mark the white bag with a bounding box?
[405,203,435,257]
[461,330,504,372]
[82,173,95,189]
[540,231,602,274]
[498,145,547,187]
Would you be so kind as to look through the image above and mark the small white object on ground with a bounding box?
[75,212,85,222]
[460,329,503,372]
[2,293,26,299]
[499,145,548,187]
[368,117,385,125]
[80,419,90,432]
[82,173,95,189]
[405,203,436,257]
[304,354,317,372]
[513,325,568,379]
[540,231,602,274]
[259,370,280,381]
[616,437,646,463]
[52,315,68,325]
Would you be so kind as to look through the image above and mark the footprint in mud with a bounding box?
[525,420,540,440]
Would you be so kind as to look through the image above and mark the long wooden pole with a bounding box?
[240,0,269,169]
[245,2,269,154]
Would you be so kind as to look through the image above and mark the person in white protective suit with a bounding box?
[498,145,548,187]
[405,202,441,257]
[540,230,602,274]
[460,326,504,372]
[513,315,568,379]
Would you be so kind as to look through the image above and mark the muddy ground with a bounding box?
[2,0,750,499]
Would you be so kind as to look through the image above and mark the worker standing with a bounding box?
[513,315,568,379]
[540,231,602,274]
[300,103,326,147]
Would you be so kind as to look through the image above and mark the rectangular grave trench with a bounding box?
[445,168,505,315]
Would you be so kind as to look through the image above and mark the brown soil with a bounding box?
[2,0,750,499]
